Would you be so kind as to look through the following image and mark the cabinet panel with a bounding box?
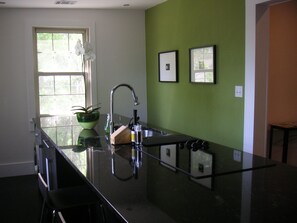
[39,136,58,190]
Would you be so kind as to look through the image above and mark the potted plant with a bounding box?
[72,105,101,129]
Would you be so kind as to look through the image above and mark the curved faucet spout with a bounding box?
[110,84,140,135]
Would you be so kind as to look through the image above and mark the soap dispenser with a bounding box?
[104,113,110,135]
[131,109,139,144]
[133,109,139,125]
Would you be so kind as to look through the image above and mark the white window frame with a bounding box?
[33,28,93,119]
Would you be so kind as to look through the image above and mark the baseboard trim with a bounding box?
[0,161,35,178]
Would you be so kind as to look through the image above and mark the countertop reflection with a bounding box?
[39,114,297,223]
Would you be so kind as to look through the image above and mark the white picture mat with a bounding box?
[159,51,177,82]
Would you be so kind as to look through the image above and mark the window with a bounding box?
[34,28,89,118]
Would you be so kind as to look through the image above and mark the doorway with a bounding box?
[244,0,297,163]
[267,0,297,165]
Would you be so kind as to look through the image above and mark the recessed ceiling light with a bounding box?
[55,0,77,5]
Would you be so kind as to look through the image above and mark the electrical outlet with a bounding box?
[235,85,243,98]
[233,150,242,162]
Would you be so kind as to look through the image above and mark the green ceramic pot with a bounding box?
[76,111,100,129]
[73,129,100,153]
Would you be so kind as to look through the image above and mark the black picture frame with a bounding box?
[158,50,178,82]
[189,45,216,84]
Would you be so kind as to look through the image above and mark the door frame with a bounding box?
[244,0,287,155]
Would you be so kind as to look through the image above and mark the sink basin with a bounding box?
[142,128,169,138]
[142,134,195,147]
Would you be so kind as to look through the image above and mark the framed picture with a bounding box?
[190,149,214,189]
[159,144,177,172]
[158,50,178,82]
[189,45,216,84]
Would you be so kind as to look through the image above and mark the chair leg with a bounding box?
[87,205,97,223]
[87,204,104,223]
[40,199,46,223]
[87,207,92,223]
[57,212,67,223]
[99,203,106,223]
[52,210,56,223]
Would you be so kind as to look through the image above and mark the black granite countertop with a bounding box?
[39,114,297,223]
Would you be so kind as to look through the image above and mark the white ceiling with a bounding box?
[0,0,167,10]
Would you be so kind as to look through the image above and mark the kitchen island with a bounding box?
[36,114,297,223]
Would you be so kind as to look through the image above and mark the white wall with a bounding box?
[0,8,147,177]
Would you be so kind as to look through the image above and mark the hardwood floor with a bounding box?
[0,174,42,223]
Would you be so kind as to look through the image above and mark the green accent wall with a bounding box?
[145,0,245,148]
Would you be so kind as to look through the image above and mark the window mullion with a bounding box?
[38,72,83,76]
[51,33,54,52]
[53,75,56,96]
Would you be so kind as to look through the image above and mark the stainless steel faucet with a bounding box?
[109,84,139,135]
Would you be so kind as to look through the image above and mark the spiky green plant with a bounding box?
[71,105,101,114]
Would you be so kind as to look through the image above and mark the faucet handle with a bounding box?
[134,96,139,106]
